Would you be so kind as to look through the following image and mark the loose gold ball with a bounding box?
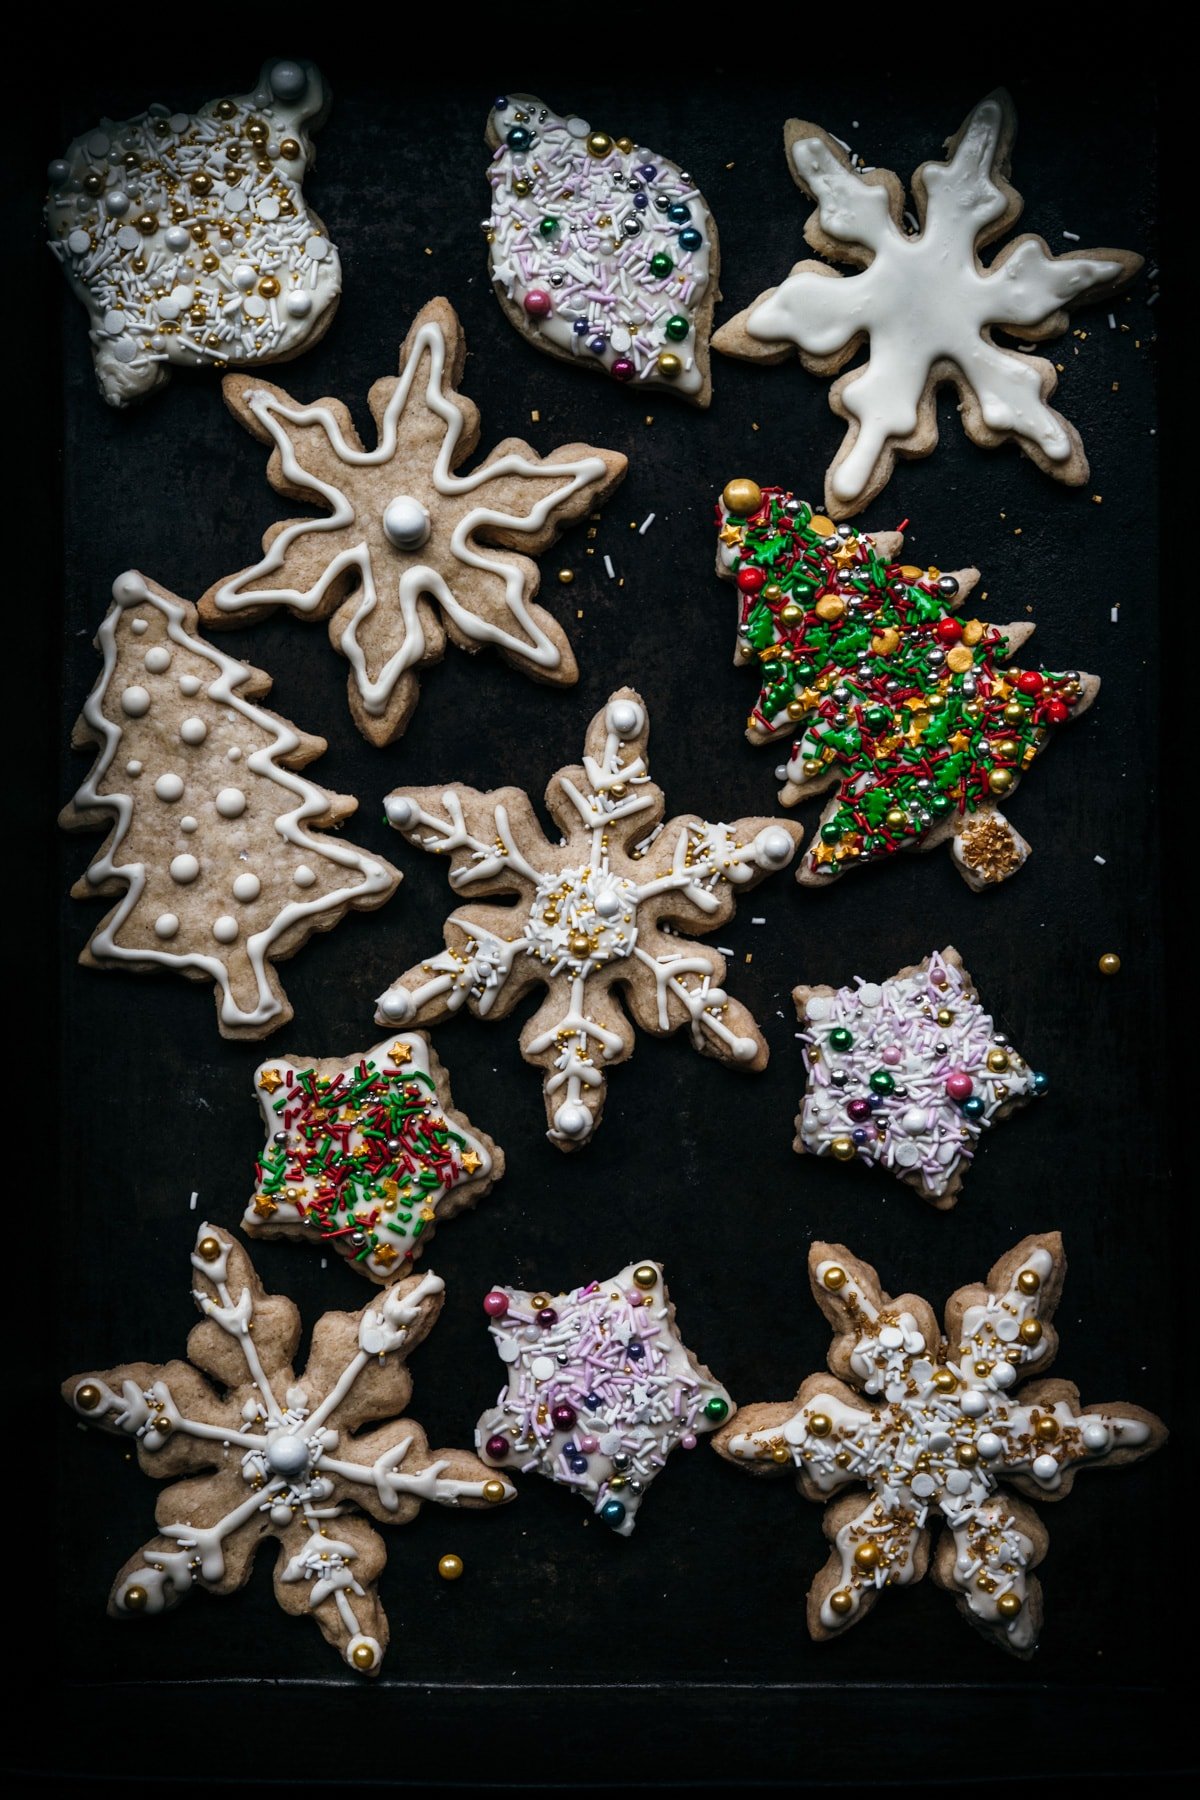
[633,1265,658,1289]
[190,171,213,196]
[823,1266,847,1291]
[656,352,682,379]
[1098,953,1121,976]
[853,1541,881,1571]
[809,1413,833,1438]
[830,1137,856,1162]
[350,1641,376,1669]
[932,1370,957,1393]
[438,1554,464,1582]
[557,568,575,585]
[996,1592,1023,1619]
[987,1050,1010,1073]
[135,213,158,236]
[123,1585,148,1612]
[258,275,281,298]
[989,768,1014,792]
[201,252,219,272]
[957,1443,979,1467]
[586,132,614,159]
[197,1236,222,1262]
[1017,1269,1041,1294]
[722,478,762,518]
[829,1588,855,1616]
[76,1383,102,1412]
[1019,1318,1043,1345]
[482,1479,507,1503]
[1035,1415,1059,1441]
[279,138,301,160]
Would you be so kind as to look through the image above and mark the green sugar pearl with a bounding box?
[649,251,674,277]
[829,1027,854,1052]
[869,1070,896,1097]
[704,1396,729,1422]
[664,314,690,341]
[538,216,559,237]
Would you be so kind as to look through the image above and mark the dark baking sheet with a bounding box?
[16,48,1188,1785]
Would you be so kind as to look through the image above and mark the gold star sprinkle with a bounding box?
[252,1194,279,1219]
[461,1150,483,1175]
[258,1069,283,1094]
[388,1041,413,1066]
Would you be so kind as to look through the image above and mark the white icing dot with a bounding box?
[125,760,143,776]
[753,826,795,867]
[215,787,247,818]
[121,685,151,716]
[86,130,111,157]
[103,308,127,335]
[606,699,643,739]
[170,854,200,885]
[227,746,242,761]
[994,1315,1020,1342]
[901,1106,927,1133]
[1032,1454,1059,1482]
[179,675,201,696]
[155,773,184,802]
[893,1141,921,1167]
[67,228,92,255]
[805,996,831,1022]
[382,494,431,550]
[293,864,316,887]
[910,1473,937,1498]
[305,234,330,260]
[384,796,419,829]
[180,717,207,745]
[858,983,883,1007]
[530,1356,556,1381]
[233,873,261,903]
[285,290,312,318]
[116,224,141,251]
[212,915,239,943]
[609,326,633,353]
[168,113,190,134]
[112,339,138,363]
[944,1470,973,1495]
[378,985,415,1022]
[553,1101,593,1140]
[144,646,171,673]
[154,913,179,939]
[565,116,591,138]
[224,186,249,214]
[879,1326,904,1349]
[180,816,198,833]
[243,294,268,319]
[257,196,280,221]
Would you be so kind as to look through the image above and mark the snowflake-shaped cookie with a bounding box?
[795,947,1045,1207]
[245,1034,502,1281]
[713,92,1141,516]
[64,1225,514,1675]
[46,59,340,407]
[374,688,802,1148]
[715,1235,1165,1657]
[476,1260,732,1534]
[199,297,626,745]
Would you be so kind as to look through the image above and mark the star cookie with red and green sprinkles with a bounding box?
[476,1260,733,1535]
[245,1035,502,1282]
[714,481,1098,887]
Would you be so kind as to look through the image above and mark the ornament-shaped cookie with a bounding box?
[46,59,340,407]
[485,94,719,405]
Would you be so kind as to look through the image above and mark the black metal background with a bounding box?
[10,44,1189,1788]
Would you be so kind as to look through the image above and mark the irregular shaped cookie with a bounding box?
[64,1225,514,1675]
[476,1260,732,1534]
[61,572,399,1039]
[713,92,1140,515]
[200,297,626,746]
[714,1235,1165,1657]
[794,947,1045,1207]
[46,59,340,408]
[485,93,718,405]
[714,484,1097,886]
[246,1034,502,1281]
[375,688,802,1148]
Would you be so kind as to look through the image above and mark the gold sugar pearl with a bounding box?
[201,252,220,272]
[135,213,158,236]
[615,136,634,154]
[75,1383,102,1412]
[279,138,301,160]
[815,596,846,622]
[189,171,214,196]
[722,478,762,517]
[829,1588,855,1616]
[1019,1318,1043,1345]
[586,132,614,159]
[196,1236,222,1262]
[932,1370,957,1393]
[530,1293,550,1311]
[1098,953,1121,976]
[1035,1415,1060,1442]
[257,275,281,298]
[513,177,533,197]
[188,305,206,326]
[996,1592,1023,1619]
[771,1445,791,1464]
[808,1413,833,1438]
[123,1586,148,1612]
[215,99,237,119]
[822,1265,847,1291]
[957,1443,979,1467]
[987,1049,1010,1073]
[350,1642,376,1670]
[557,569,575,585]
[633,1265,658,1289]
[482,1480,507,1503]
[1017,1269,1041,1295]
[853,1541,881,1571]
[190,223,208,244]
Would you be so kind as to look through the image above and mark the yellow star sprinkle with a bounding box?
[372,1244,400,1268]
[252,1194,279,1219]
[461,1150,482,1175]
[388,1041,413,1066]
[258,1069,283,1094]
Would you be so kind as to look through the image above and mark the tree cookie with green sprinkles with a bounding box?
[245,1034,502,1282]
[714,481,1099,888]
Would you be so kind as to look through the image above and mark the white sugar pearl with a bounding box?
[180,717,207,744]
[106,189,129,216]
[233,874,261,903]
[144,646,171,672]
[977,1432,1003,1460]
[285,290,312,318]
[378,987,415,1022]
[269,59,308,99]
[553,1102,592,1140]
[753,826,795,867]
[594,890,621,918]
[992,1360,1016,1388]
[858,983,883,1006]
[384,797,418,829]
[121,686,151,716]
[805,997,830,1022]
[233,264,257,292]
[155,773,184,802]
[212,916,239,943]
[959,1390,987,1417]
[125,760,142,776]
[164,226,189,251]
[382,495,431,550]
[170,854,200,884]
[293,864,316,887]
[215,787,246,818]
[1082,1422,1110,1453]
[1032,1454,1059,1483]
[154,913,179,939]
[901,1106,927,1133]
[606,699,643,739]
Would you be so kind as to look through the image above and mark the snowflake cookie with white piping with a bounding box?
[61,573,399,1040]
[198,297,626,746]
[714,1235,1165,1657]
[63,1225,515,1676]
[795,947,1045,1208]
[476,1260,732,1534]
[712,92,1140,516]
[374,688,803,1148]
[245,1034,502,1282]
[46,59,340,408]
[485,93,719,405]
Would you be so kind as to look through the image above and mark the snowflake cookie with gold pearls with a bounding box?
[375,687,803,1148]
[46,59,340,408]
[199,297,626,746]
[795,947,1045,1208]
[712,92,1140,515]
[64,1225,514,1676]
[714,1234,1165,1657]
[476,1260,733,1534]
[245,1034,502,1282]
[485,94,719,405]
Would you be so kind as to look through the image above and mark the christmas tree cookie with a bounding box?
[375,688,802,1148]
[714,483,1098,887]
[714,1235,1165,1657]
[62,572,399,1039]
[476,1260,733,1534]
[713,92,1140,515]
[485,94,718,404]
[46,59,340,408]
[245,1034,502,1282]
[795,948,1045,1207]
[64,1226,514,1674]
[200,297,626,746]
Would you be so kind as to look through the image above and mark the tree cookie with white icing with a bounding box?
[61,572,399,1040]
[245,1034,502,1281]
[485,94,719,405]
[64,1225,514,1676]
[714,1235,1165,1657]
[713,92,1140,516]
[374,688,803,1149]
[199,297,627,746]
[46,59,340,408]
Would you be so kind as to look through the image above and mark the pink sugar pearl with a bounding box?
[483,1289,509,1317]
[945,1070,974,1102]
[881,1044,902,1066]
[523,288,553,318]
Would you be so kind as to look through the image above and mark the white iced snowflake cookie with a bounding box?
[713,92,1141,516]
[795,947,1046,1208]
[476,1259,733,1534]
[61,572,399,1039]
[374,687,803,1148]
[714,1235,1166,1657]
[46,59,340,408]
[64,1225,515,1675]
[485,93,719,405]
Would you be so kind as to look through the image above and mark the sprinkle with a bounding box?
[1110,607,1119,623]
[1093,855,1106,866]
[603,554,615,578]
[751,916,766,925]
[189,1191,198,1211]
[530,409,540,423]
[638,513,656,535]
[1108,313,1117,330]
[1062,230,1080,241]
[1146,292,1159,308]
[718,946,735,957]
